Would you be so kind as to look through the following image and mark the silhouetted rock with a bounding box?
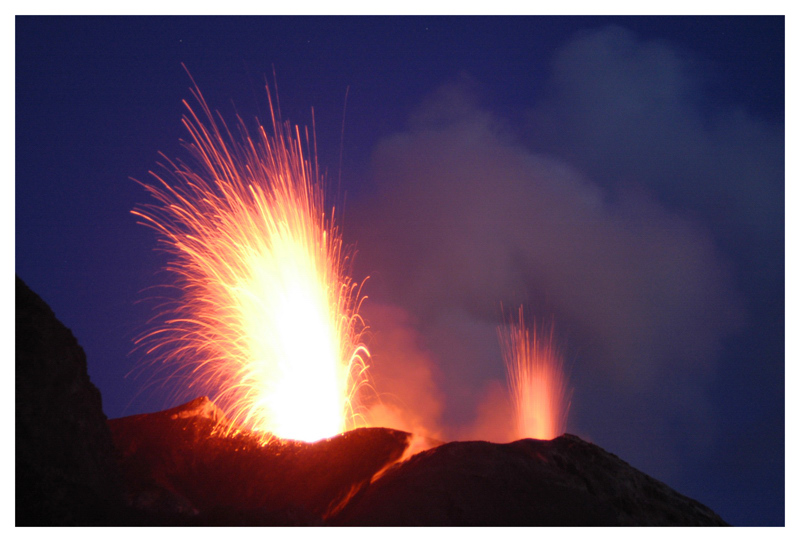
[14,276,727,526]
[109,395,727,526]
[333,434,728,526]
[108,397,411,525]
[15,276,123,525]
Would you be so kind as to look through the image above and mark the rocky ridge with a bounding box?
[15,276,728,526]
[15,276,123,525]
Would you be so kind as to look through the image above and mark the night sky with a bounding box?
[15,16,784,526]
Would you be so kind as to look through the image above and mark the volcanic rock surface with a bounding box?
[108,397,411,525]
[15,276,123,525]
[109,396,726,526]
[15,277,727,526]
[333,434,728,526]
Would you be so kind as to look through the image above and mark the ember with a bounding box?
[499,307,571,440]
[133,73,369,443]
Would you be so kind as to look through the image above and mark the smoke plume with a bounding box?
[346,27,773,482]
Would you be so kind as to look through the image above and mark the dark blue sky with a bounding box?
[15,16,784,526]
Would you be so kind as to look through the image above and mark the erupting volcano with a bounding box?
[15,77,731,527]
[499,307,571,441]
[132,76,369,443]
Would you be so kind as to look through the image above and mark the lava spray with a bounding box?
[498,306,571,440]
[133,74,369,443]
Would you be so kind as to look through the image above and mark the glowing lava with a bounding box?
[133,78,369,443]
[498,307,571,440]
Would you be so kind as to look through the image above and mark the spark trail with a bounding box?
[133,77,369,443]
[499,307,571,440]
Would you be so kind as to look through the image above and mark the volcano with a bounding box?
[107,397,410,524]
[16,276,727,526]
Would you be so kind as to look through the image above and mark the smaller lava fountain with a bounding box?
[498,307,571,440]
[132,74,369,443]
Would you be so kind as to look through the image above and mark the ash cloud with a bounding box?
[361,303,446,441]
[526,26,784,258]
[347,26,779,479]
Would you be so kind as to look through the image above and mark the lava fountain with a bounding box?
[498,307,571,440]
[132,77,369,443]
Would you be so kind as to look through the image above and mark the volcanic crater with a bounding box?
[16,276,727,526]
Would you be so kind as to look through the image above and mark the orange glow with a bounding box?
[499,307,571,440]
[133,78,369,443]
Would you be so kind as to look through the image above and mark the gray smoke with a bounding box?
[347,26,778,482]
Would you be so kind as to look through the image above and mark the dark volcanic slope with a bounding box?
[334,435,728,526]
[108,397,411,525]
[15,278,728,526]
[15,276,123,525]
[110,396,727,526]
